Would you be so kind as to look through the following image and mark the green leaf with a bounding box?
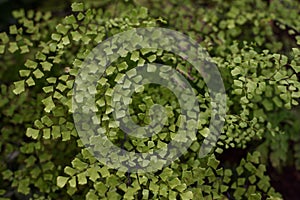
[98,166,110,177]
[131,51,140,62]
[51,33,61,41]
[147,54,156,62]
[52,125,61,139]
[64,166,77,176]
[34,120,44,129]
[43,86,54,93]
[77,172,87,185]
[26,77,35,86]
[231,67,242,76]
[13,80,25,94]
[33,69,44,79]
[86,190,98,200]
[2,170,13,180]
[41,115,53,126]
[26,128,39,139]
[180,191,193,200]
[291,61,300,73]
[77,12,85,20]
[0,45,5,54]
[159,167,173,181]
[106,175,120,188]
[8,42,18,53]
[87,167,100,182]
[62,131,71,141]
[20,45,29,54]
[56,24,70,35]
[19,70,31,77]
[42,96,55,112]
[149,182,159,194]
[273,72,285,81]
[43,128,51,139]
[208,156,220,169]
[220,185,229,192]
[9,25,18,34]
[234,80,243,88]
[233,56,242,63]
[168,177,181,189]
[17,179,30,195]
[69,176,77,188]
[57,176,69,188]
[35,51,46,61]
[64,15,77,24]
[72,158,88,171]
[0,189,6,196]
[117,62,128,71]
[262,99,273,111]
[12,9,25,18]
[249,193,261,200]
[25,59,38,69]
[56,83,67,92]
[139,7,148,18]
[71,31,82,41]
[62,36,70,45]
[0,32,9,43]
[200,127,209,137]
[71,3,84,12]
[42,11,51,20]
[41,61,53,71]
[49,42,57,52]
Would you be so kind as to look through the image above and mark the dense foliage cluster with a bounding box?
[0,0,299,199]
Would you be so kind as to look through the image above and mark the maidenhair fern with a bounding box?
[0,0,299,199]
